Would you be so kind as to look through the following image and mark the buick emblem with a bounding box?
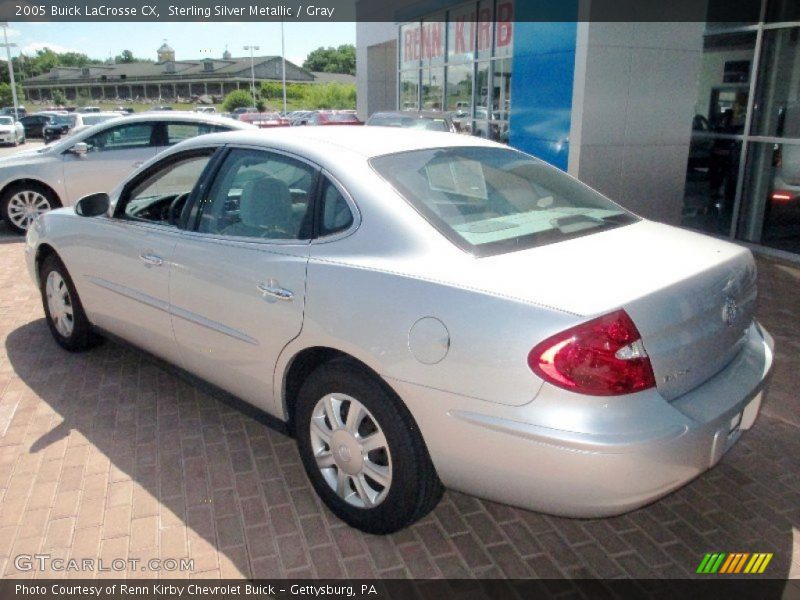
[721,297,738,327]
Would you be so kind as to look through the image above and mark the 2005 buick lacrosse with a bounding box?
[25,127,773,533]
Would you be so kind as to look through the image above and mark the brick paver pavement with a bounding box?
[0,225,797,584]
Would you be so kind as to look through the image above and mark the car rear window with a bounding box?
[370,147,638,256]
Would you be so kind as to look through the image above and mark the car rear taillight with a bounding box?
[528,310,656,396]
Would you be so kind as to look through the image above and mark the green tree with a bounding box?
[51,89,67,106]
[222,89,254,112]
[0,82,23,107]
[302,44,355,75]
[116,50,135,63]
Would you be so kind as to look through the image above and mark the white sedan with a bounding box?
[0,112,255,234]
[0,115,25,146]
[25,127,774,533]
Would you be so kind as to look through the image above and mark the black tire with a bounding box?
[295,358,443,534]
[0,182,60,235]
[39,254,101,352]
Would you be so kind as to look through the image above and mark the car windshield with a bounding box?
[0,117,13,125]
[370,147,638,256]
[50,114,72,125]
[83,114,117,126]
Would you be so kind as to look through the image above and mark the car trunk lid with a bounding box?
[468,220,757,400]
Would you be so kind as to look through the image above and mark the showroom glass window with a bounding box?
[398,0,514,142]
[681,0,800,256]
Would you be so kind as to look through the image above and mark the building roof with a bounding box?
[22,56,343,86]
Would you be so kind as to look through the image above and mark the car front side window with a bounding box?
[84,122,155,152]
[118,153,212,226]
[197,148,316,241]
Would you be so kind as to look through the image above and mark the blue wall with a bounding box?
[509,21,578,171]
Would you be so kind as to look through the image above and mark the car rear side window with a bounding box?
[197,148,316,241]
[370,147,638,256]
[319,179,354,236]
[166,122,229,145]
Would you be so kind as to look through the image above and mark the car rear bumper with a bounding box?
[389,321,774,517]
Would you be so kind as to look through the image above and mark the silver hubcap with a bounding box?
[45,271,74,338]
[8,190,50,230]
[310,394,392,508]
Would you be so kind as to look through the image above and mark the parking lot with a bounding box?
[0,136,797,586]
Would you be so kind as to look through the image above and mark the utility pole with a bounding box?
[243,45,259,110]
[0,23,20,119]
[281,20,287,116]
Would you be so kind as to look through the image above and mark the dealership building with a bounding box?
[356,0,800,258]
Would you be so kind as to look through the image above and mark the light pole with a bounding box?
[243,45,259,110]
[0,22,20,119]
[280,21,287,116]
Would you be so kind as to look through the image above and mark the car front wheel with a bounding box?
[1,183,60,234]
[295,358,443,534]
[39,254,100,352]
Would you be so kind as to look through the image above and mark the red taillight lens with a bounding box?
[528,310,656,396]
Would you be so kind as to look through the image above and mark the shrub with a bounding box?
[222,89,254,112]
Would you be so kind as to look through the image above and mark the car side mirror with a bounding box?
[74,192,110,217]
[69,142,88,157]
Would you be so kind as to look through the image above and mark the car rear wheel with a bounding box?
[1,183,60,235]
[295,358,443,534]
[39,254,101,352]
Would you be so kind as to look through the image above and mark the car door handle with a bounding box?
[257,282,294,301]
[133,161,144,168]
[139,253,164,267]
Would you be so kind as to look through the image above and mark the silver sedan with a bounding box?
[25,127,774,533]
[0,112,254,234]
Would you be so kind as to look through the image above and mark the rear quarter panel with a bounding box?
[276,255,582,411]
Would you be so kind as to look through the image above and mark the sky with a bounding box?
[2,21,356,67]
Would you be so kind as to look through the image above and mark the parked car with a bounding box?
[1,106,27,118]
[194,106,217,114]
[0,116,26,146]
[148,105,174,112]
[43,112,121,144]
[231,107,259,120]
[238,112,290,128]
[25,127,773,533]
[18,114,53,138]
[77,106,102,113]
[366,111,457,133]
[304,111,363,126]
[288,110,315,126]
[0,113,255,234]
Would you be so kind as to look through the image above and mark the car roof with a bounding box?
[172,125,502,160]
